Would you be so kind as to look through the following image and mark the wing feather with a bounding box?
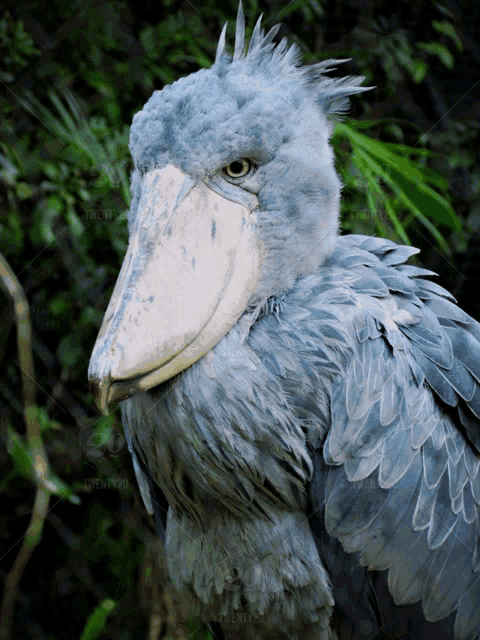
[378,427,415,487]
[455,576,480,639]
[325,465,390,538]
[447,457,470,500]
[308,235,480,638]
[422,436,449,488]
[387,529,433,605]
[424,518,478,619]
[428,468,461,548]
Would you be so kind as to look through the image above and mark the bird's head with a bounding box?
[88,3,370,414]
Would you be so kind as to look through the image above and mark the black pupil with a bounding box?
[230,161,244,175]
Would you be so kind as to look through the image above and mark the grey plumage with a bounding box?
[95,4,480,639]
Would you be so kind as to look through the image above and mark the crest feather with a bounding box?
[233,1,246,60]
[213,2,373,117]
[215,22,228,65]
[248,14,265,53]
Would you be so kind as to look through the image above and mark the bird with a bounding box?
[88,4,480,639]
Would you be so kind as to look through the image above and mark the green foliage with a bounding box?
[432,19,463,51]
[79,600,116,640]
[278,0,324,20]
[353,11,463,86]
[82,503,141,583]
[335,123,460,252]
[6,420,81,503]
[0,12,40,82]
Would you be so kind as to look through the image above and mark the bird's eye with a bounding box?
[223,158,252,179]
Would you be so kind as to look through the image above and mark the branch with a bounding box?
[0,252,51,640]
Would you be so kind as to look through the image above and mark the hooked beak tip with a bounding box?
[90,372,145,415]
[89,374,111,416]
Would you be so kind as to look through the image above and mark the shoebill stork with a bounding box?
[89,4,480,639]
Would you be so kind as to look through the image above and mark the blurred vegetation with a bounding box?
[0,0,479,638]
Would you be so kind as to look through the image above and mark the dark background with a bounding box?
[1,0,479,638]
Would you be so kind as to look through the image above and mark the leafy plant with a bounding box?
[335,122,460,253]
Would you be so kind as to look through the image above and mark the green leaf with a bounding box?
[50,293,70,316]
[81,306,104,327]
[30,195,64,245]
[418,42,454,69]
[7,426,81,504]
[140,26,155,56]
[0,152,19,185]
[79,599,116,640]
[411,58,428,84]
[57,333,83,368]
[16,182,34,199]
[35,406,62,433]
[335,123,461,250]
[43,466,81,504]
[66,208,85,236]
[7,427,34,480]
[45,194,64,215]
[42,162,59,180]
[432,20,463,51]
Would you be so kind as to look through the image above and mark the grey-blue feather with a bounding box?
[117,4,480,638]
[312,236,480,638]
[123,233,480,638]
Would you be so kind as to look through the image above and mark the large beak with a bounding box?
[88,165,261,414]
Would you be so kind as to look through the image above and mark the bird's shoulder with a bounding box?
[316,234,480,449]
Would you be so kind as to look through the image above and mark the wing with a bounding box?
[308,236,480,640]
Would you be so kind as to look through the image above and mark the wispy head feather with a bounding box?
[214,1,372,118]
